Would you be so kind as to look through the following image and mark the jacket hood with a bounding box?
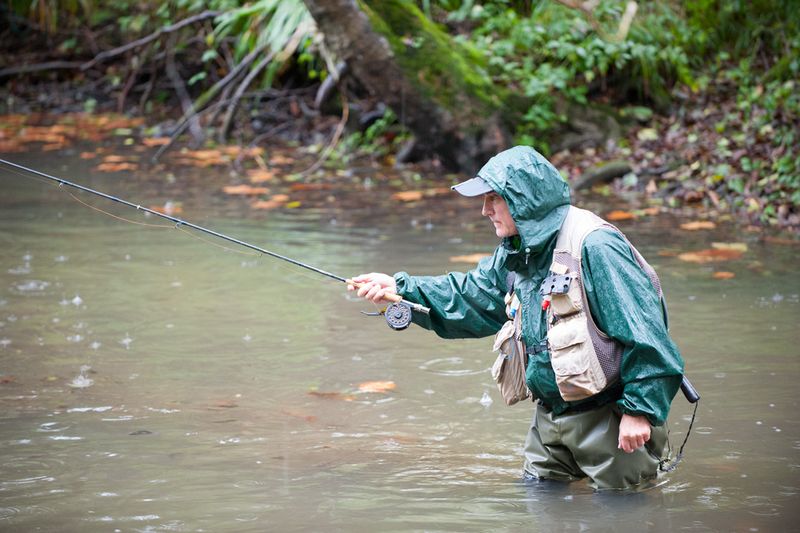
[477,146,571,262]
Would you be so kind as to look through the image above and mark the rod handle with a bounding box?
[346,279,431,315]
[345,279,403,304]
[680,376,700,404]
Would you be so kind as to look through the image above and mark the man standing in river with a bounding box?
[348,146,684,490]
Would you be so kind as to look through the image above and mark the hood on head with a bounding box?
[477,146,571,255]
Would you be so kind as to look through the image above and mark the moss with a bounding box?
[359,0,506,128]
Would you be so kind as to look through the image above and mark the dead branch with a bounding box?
[299,85,349,176]
[81,10,220,71]
[219,50,277,142]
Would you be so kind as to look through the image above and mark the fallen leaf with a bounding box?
[95,162,138,172]
[149,202,183,215]
[307,390,355,401]
[79,152,97,159]
[606,210,636,221]
[285,201,302,209]
[392,191,424,202]
[680,221,716,231]
[0,375,16,384]
[102,154,132,163]
[141,137,171,147]
[269,153,294,165]
[449,253,491,263]
[289,183,334,191]
[678,248,744,263]
[358,381,396,393]
[712,271,736,279]
[251,200,283,210]
[247,169,275,183]
[222,185,269,196]
[711,242,748,252]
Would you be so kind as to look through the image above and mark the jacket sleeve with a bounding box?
[393,248,508,339]
[581,230,684,426]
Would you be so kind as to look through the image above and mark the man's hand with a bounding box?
[618,413,651,453]
[347,273,397,304]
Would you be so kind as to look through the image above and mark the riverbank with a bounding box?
[2,93,798,236]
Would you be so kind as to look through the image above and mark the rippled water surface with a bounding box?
[1,155,798,532]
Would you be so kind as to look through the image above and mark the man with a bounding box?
[349,146,684,490]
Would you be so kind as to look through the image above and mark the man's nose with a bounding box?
[481,197,491,216]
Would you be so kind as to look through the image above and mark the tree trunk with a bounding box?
[302,0,512,173]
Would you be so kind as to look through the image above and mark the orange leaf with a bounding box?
[606,210,636,221]
[251,200,283,210]
[449,253,491,263]
[79,152,97,159]
[289,183,334,191]
[141,137,171,147]
[149,203,183,215]
[680,221,716,231]
[270,194,290,202]
[712,271,735,279]
[677,248,744,263]
[222,185,269,196]
[247,169,275,183]
[392,191,424,202]
[269,154,294,165]
[358,381,396,393]
[95,162,138,172]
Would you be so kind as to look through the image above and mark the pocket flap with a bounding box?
[492,320,516,352]
[551,353,589,376]
[548,319,588,350]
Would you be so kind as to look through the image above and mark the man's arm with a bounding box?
[581,230,684,450]
[350,248,509,339]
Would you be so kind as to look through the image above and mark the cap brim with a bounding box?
[451,177,493,197]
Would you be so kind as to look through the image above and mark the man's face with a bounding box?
[481,192,518,238]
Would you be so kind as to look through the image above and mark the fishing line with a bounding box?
[659,400,699,473]
[0,157,431,317]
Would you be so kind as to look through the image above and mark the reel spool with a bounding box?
[384,302,412,330]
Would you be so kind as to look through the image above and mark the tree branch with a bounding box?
[81,10,220,71]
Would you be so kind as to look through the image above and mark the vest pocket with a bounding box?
[548,316,606,401]
[549,280,583,316]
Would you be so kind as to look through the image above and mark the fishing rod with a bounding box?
[0,158,430,328]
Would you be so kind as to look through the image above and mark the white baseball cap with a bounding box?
[451,176,493,197]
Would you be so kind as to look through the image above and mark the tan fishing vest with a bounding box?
[540,206,663,402]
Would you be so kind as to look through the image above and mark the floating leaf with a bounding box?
[712,271,736,279]
[449,253,491,263]
[712,242,747,252]
[680,221,716,231]
[307,390,355,401]
[149,202,183,215]
[358,381,396,393]
[678,248,744,263]
[79,152,97,159]
[251,194,289,210]
[606,210,636,221]
[392,190,424,202]
[222,185,269,196]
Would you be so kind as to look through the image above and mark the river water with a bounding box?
[0,153,798,532]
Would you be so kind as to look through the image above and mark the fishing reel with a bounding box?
[362,302,413,330]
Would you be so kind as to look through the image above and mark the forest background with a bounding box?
[1,0,798,229]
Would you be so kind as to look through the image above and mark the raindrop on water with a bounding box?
[479,391,493,407]
[119,334,133,349]
[772,293,784,303]
[0,338,11,348]
[69,365,94,389]
[71,295,83,306]
[90,341,102,350]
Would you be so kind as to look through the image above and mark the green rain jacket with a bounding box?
[394,146,684,426]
